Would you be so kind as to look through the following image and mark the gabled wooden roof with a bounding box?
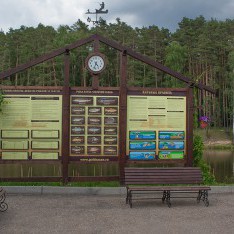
[0,34,215,94]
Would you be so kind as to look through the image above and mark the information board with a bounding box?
[0,93,62,160]
[127,94,186,160]
[70,95,119,157]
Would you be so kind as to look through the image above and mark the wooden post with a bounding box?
[62,49,70,184]
[92,74,99,90]
[119,50,127,184]
[92,37,100,90]
[186,85,194,166]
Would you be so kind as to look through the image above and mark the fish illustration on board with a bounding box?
[71,146,84,154]
[104,117,117,125]
[88,117,101,125]
[88,107,102,114]
[104,127,117,134]
[104,146,117,154]
[71,107,85,115]
[71,136,85,143]
[87,136,101,144]
[104,137,117,144]
[71,117,85,124]
[72,97,93,105]
[97,97,118,105]
[87,146,101,154]
[104,107,118,115]
[71,126,85,134]
[88,127,101,134]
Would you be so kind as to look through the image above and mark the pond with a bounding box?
[203,150,234,183]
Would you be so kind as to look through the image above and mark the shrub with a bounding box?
[193,134,216,184]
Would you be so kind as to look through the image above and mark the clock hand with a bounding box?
[94,61,99,68]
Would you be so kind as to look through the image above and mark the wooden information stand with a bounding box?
[0,34,215,183]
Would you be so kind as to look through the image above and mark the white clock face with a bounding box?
[88,55,105,73]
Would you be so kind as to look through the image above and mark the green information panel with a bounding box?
[2,152,28,160]
[32,152,58,159]
[2,140,29,150]
[158,151,184,159]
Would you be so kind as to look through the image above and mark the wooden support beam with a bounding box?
[119,50,128,185]
[91,36,100,90]
[186,86,194,166]
[62,49,70,184]
[92,74,99,90]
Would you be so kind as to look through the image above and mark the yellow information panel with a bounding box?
[70,95,119,157]
[31,141,59,149]
[2,130,29,139]
[32,152,59,160]
[32,130,59,139]
[2,152,28,160]
[2,140,29,150]
[127,95,186,160]
[0,94,62,160]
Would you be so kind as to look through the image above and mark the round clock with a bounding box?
[86,53,106,74]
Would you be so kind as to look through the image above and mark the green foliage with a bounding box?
[1,17,234,127]
[193,135,204,165]
[193,135,216,184]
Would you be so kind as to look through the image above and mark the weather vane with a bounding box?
[86,2,108,25]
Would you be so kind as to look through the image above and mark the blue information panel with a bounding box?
[158,131,184,140]
[129,131,156,140]
[129,151,155,160]
[158,151,184,159]
[159,141,184,150]
[129,141,156,150]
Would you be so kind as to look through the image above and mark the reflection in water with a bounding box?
[203,150,234,183]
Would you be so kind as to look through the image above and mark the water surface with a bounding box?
[203,150,234,183]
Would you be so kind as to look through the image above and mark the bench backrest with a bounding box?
[124,167,203,185]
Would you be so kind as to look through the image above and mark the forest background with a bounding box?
[0,16,234,132]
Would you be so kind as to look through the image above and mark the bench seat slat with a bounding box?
[127,186,211,191]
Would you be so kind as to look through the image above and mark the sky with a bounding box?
[1,0,234,33]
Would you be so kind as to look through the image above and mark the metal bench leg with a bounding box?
[165,191,171,208]
[202,190,209,207]
[162,190,166,203]
[126,188,129,204]
[197,190,202,203]
[0,191,8,212]
[0,202,8,212]
[129,191,133,208]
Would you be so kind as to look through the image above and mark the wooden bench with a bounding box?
[0,187,8,212]
[124,167,211,208]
